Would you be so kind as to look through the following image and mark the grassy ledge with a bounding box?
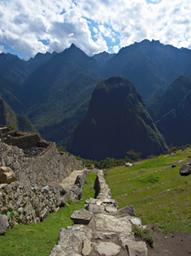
[0,172,97,256]
[105,147,191,233]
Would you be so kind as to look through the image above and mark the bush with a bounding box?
[94,158,127,169]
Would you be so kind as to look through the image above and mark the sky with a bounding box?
[0,0,190,59]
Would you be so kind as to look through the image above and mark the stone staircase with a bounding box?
[50,170,148,256]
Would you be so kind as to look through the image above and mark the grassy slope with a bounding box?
[105,148,191,233]
[0,172,96,256]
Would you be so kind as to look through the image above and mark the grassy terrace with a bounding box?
[105,147,191,233]
[0,172,96,256]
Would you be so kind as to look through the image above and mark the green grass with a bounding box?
[105,148,191,233]
[0,172,96,256]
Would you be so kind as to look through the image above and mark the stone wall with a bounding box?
[0,141,82,188]
[50,170,148,256]
[0,170,88,234]
[0,182,61,225]
[0,133,83,233]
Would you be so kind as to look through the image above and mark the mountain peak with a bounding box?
[71,77,167,160]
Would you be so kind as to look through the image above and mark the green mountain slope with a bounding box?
[106,147,191,233]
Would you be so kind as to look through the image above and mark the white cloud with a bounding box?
[0,0,190,59]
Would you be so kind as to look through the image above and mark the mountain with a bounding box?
[0,97,18,127]
[0,97,33,131]
[151,76,191,146]
[70,77,168,160]
[103,40,191,98]
[1,40,191,148]
[93,51,115,66]
[20,44,100,129]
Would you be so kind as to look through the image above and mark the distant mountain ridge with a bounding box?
[1,40,191,151]
[150,76,191,146]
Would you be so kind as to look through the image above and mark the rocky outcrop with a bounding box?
[50,170,148,256]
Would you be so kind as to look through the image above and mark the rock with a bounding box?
[71,209,93,225]
[40,208,49,220]
[49,245,66,256]
[126,240,148,256]
[95,214,132,234]
[118,206,136,217]
[130,217,142,226]
[0,166,16,184]
[95,241,121,256]
[50,225,92,256]
[94,231,117,241]
[0,214,9,235]
[86,203,105,214]
[125,162,133,167]
[180,164,191,176]
[82,239,92,256]
[105,205,117,214]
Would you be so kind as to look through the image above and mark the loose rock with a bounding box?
[0,214,9,235]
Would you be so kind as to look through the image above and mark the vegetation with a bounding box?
[105,147,191,233]
[132,225,154,248]
[0,172,97,256]
[82,157,131,169]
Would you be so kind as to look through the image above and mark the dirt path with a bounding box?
[60,170,84,190]
[149,231,191,256]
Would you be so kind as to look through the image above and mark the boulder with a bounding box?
[50,225,92,256]
[180,164,191,176]
[94,241,121,256]
[117,206,136,217]
[126,240,148,256]
[71,209,93,225]
[0,166,16,184]
[129,217,142,226]
[86,203,105,214]
[0,214,9,235]
[94,214,132,234]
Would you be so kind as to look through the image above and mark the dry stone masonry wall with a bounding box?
[0,129,84,234]
[0,141,82,188]
[50,170,148,256]
[0,170,87,233]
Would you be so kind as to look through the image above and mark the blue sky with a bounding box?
[0,0,190,59]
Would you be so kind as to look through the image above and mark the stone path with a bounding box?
[50,170,148,256]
